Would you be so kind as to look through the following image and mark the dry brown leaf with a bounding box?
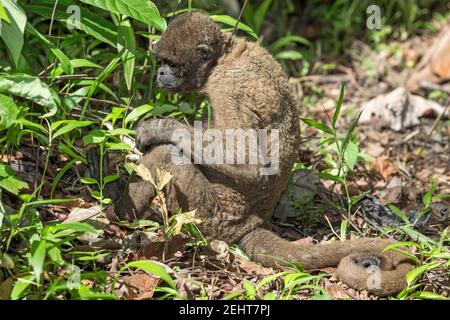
[0,278,13,300]
[323,279,350,299]
[234,256,273,276]
[116,274,160,300]
[135,236,190,261]
[371,156,399,181]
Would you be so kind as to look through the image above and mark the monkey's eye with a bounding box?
[162,59,177,68]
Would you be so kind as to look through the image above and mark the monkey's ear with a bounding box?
[197,44,213,61]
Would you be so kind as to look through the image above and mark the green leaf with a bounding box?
[332,84,345,129]
[80,178,98,185]
[53,221,97,234]
[276,50,303,61]
[411,291,449,300]
[0,161,29,195]
[0,74,58,118]
[0,2,10,23]
[124,104,153,125]
[78,285,117,300]
[105,142,131,151]
[0,93,18,130]
[300,118,334,135]
[83,129,107,145]
[152,104,178,116]
[343,140,359,171]
[117,19,136,92]
[318,172,344,184]
[406,262,443,286]
[106,128,135,136]
[122,260,176,290]
[242,279,256,298]
[70,59,102,69]
[210,15,258,40]
[30,240,47,283]
[399,225,436,245]
[0,0,26,67]
[11,275,35,300]
[387,204,410,224]
[79,0,166,31]
[53,120,93,139]
[103,174,120,184]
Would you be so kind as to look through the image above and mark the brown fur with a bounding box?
[113,12,414,296]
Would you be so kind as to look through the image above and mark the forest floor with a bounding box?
[3,23,449,301]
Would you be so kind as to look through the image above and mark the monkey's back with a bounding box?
[203,35,300,222]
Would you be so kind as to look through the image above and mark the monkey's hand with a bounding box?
[135,118,185,152]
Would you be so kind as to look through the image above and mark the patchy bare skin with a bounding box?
[112,12,414,296]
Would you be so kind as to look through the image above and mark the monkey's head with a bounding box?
[154,12,225,93]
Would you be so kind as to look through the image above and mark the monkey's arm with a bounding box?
[135,118,265,183]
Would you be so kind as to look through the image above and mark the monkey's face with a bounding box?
[154,13,223,93]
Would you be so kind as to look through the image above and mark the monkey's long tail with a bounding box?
[240,228,415,296]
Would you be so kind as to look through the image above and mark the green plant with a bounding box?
[301,84,371,214]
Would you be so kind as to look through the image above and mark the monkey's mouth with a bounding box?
[157,79,176,91]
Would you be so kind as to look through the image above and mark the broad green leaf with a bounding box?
[70,59,102,69]
[411,291,449,300]
[80,178,98,185]
[53,221,97,234]
[124,104,153,125]
[106,128,135,136]
[387,204,410,224]
[0,161,29,195]
[406,262,443,286]
[11,275,35,300]
[0,2,10,23]
[399,225,436,245]
[0,74,58,118]
[53,120,93,139]
[105,142,131,151]
[255,272,285,291]
[276,50,303,60]
[117,19,136,92]
[0,0,26,67]
[103,174,120,184]
[83,129,107,145]
[343,140,359,171]
[242,279,256,298]
[210,15,258,40]
[79,0,166,31]
[0,93,18,129]
[123,260,176,289]
[77,285,117,300]
[30,240,47,283]
[152,104,178,116]
[300,118,334,135]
